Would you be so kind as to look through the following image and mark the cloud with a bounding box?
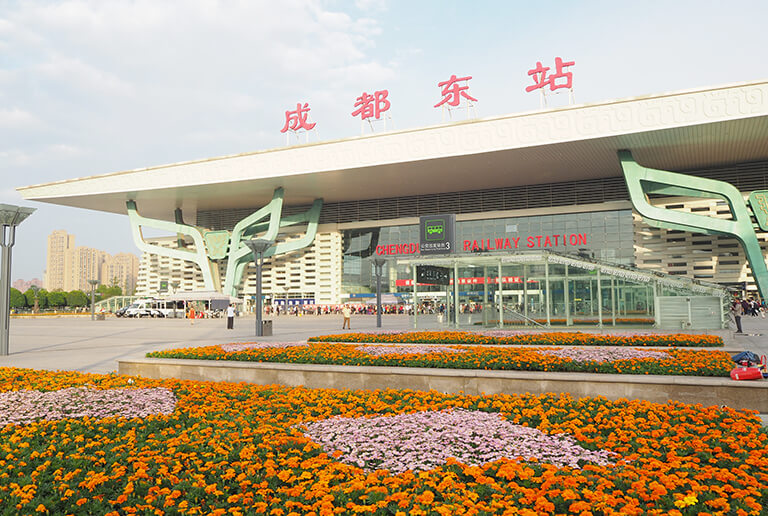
[0,108,43,130]
[354,0,388,13]
[34,56,136,98]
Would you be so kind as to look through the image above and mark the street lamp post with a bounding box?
[171,281,179,318]
[0,204,36,356]
[88,279,99,320]
[282,286,291,315]
[245,239,272,337]
[373,259,386,328]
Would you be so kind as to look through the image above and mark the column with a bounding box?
[497,260,504,328]
[483,266,489,327]
[453,261,460,329]
[412,265,418,329]
[564,264,570,326]
[523,264,528,322]
[545,258,551,327]
[597,269,603,328]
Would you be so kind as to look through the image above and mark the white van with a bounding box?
[124,299,183,318]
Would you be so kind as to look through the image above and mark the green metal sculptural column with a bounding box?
[619,150,768,299]
[127,188,323,298]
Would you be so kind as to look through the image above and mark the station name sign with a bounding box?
[376,232,588,256]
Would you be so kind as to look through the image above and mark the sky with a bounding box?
[2,0,768,282]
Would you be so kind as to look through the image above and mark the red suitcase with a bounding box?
[730,367,764,381]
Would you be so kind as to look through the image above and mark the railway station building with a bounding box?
[18,79,768,329]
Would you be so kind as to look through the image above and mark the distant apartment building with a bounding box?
[43,230,138,294]
[135,232,342,304]
[44,230,75,291]
[12,278,42,292]
[102,253,139,295]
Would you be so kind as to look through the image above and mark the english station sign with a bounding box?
[375,232,588,256]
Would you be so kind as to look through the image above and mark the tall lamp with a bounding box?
[170,281,179,318]
[0,204,36,355]
[88,279,99,320]
[373,259,386,328]
[245,239,272,337]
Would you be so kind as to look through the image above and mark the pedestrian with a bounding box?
[226,303,235,330]
[342,304,351,329]
[732,299,744,333]
[188,305,195,326]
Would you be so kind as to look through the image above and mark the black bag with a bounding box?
[732,351,761,366]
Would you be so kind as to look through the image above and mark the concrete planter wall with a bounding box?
[118,358,768,412]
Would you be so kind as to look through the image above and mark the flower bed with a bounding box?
[148,342,734,376]
[1,367,766,515]
[308,330,723,347]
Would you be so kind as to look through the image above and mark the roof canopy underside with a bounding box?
[18,80,768,221]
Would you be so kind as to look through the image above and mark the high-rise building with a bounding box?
[44,230,75,291]
[43,230,138,293]
[101,253,139,295]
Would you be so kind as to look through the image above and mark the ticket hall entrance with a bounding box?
[398,250,728,330]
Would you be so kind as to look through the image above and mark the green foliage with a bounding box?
[9,288,26,308]
[66,290,88,308]
[47,291,67,308]
[24,288,49,309]
[97,283,122,300]
[37,289,48,309]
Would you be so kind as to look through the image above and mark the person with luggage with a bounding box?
[732,298,744,333]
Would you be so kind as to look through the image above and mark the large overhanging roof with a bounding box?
[18,79,768,220]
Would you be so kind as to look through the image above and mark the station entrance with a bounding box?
[398,250,728,330]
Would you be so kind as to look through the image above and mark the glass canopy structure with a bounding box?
[397,250,729,330]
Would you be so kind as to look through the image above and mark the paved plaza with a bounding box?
[0,314,439,374]
[1,313,766,374]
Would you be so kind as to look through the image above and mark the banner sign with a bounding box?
[396,276,539,287]
[416,265,451,285]
[419,214,455,255]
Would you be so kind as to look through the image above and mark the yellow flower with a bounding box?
[674,494,698,508]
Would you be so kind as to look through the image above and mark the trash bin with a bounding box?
[96,313,106,321]
[261,320,273,336]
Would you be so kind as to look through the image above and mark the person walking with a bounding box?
[226,303,235,330]
[188,305,195,326]
[732,299,744,334]
[342,304,351,329]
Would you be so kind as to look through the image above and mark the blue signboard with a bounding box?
[273,298,315,306]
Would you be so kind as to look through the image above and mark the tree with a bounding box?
[48,291,67,308]
[97,284,122,300]
[9,288,26,309]
[36,289,48,309]
[24,287,46,309]
[67,290,88,308]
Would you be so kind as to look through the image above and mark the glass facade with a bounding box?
[337,209,730,329]
[342,209,635,297]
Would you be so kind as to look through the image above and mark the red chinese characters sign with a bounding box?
[526,57,575,92]
[352,90,391,120]
[280,102,316,133]
[434,74,477,108]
